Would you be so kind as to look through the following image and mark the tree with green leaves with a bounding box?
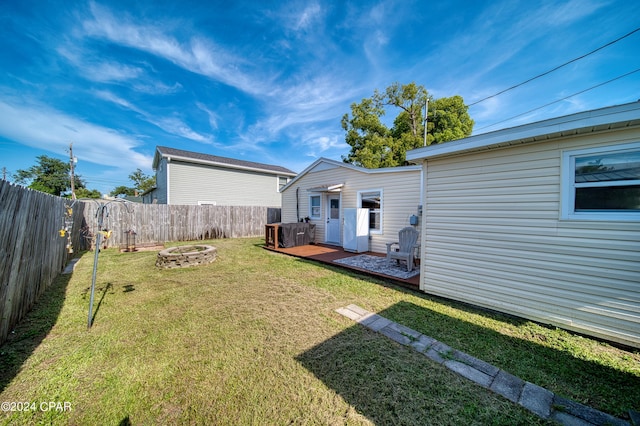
[75,187,102,199]
[13,155,86,197]
[427,95,475,145]
[110,168,155,197]
[129,168,155,193]
[341,82,474,168]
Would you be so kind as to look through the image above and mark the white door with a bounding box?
[326,194,341,244]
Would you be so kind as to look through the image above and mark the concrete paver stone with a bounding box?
[379,325,414,346]
[345,304,370,317]
[490,369,525,403]
[552,396,630,426]
[335,307,362,321]
[363,316,393,332]
[451,350,499,377]
[518,382,553,419]
[410,334,437,352]
[443,359,493,388]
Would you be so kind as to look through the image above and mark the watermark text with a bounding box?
[1,401,72,412]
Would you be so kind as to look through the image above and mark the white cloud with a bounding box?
[196,102,219,130]
[58,45,144,83]
[133,81,183,95]
[148,116,211,143]
[81,2,260,95]
[0,98,151,171]
[94,90,211,142]
[294,3,322,31]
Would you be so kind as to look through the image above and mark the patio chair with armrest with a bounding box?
[385,227,419,272]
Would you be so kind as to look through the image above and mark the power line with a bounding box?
[476,67,640,132]
[468,26,640,107]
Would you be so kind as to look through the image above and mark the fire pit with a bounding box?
[156,245,217,269]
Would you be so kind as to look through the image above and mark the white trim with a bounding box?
[309,194,321,219]
[307,183,344,192]
[357,188,383,234]
[197,200,217,205]
[560,141,640,221]
[166,158,171,205]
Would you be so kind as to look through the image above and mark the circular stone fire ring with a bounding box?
[156,245,217,269]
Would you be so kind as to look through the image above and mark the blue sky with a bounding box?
[1,0,639,194]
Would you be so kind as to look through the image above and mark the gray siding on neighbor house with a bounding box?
[168,160,284,206]
[281,161,421,253]
[154,159,168,204]
[418,127,640,348]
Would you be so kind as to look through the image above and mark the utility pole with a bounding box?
[69,143,77,200]
[1,167,6,181]
[423,98,429,146]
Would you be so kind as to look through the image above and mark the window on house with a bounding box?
[358,189,382,233]
[561,142,640,220]
[278,176,289,192]
[309,195,321,219]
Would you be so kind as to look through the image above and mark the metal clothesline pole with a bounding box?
[87,203,106,329]
[87,199,133,329]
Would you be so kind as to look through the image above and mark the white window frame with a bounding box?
[309,195,321,219]
[277,176,290,192]
[358,188,383,234]
[561,141,640,221]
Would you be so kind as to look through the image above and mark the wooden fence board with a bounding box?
[0,181,74,345]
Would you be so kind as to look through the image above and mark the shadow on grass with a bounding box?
[298,301,639,421]
[0,271,72,392]
[88,282,114,327]
[296,319,546,425]
[265,245,639,418]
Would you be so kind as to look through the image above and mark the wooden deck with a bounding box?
[263,243,420,289]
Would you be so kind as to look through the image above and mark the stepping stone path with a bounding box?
[336,304,635,426]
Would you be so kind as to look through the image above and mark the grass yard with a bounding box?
[1,237,638,425]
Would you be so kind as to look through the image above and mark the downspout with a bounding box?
[296,187,299,221]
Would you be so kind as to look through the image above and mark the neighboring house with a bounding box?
[144,146,296,206]
[280,157,422,253]
[406,101,640,348]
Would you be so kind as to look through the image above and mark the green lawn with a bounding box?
[1,238,638,425]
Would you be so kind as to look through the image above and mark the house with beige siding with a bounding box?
[406,101,640,348]
[280,158,422,253]
[144,146,296,206]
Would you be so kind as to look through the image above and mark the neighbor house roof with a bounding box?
[406,101,640,162]
[153,146,297,176]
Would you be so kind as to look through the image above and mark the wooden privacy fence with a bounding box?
[0,180,280,345]
[0,181,83,346]
[81,203,277,248]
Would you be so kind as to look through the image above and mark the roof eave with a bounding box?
[280,157,421,192]
[156,152,296,176]
[407,101,640,162]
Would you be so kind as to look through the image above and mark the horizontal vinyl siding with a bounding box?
[421,129,640,348]
[154,159,168,204]
[281,165,421,253]
[168,161,282,206]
